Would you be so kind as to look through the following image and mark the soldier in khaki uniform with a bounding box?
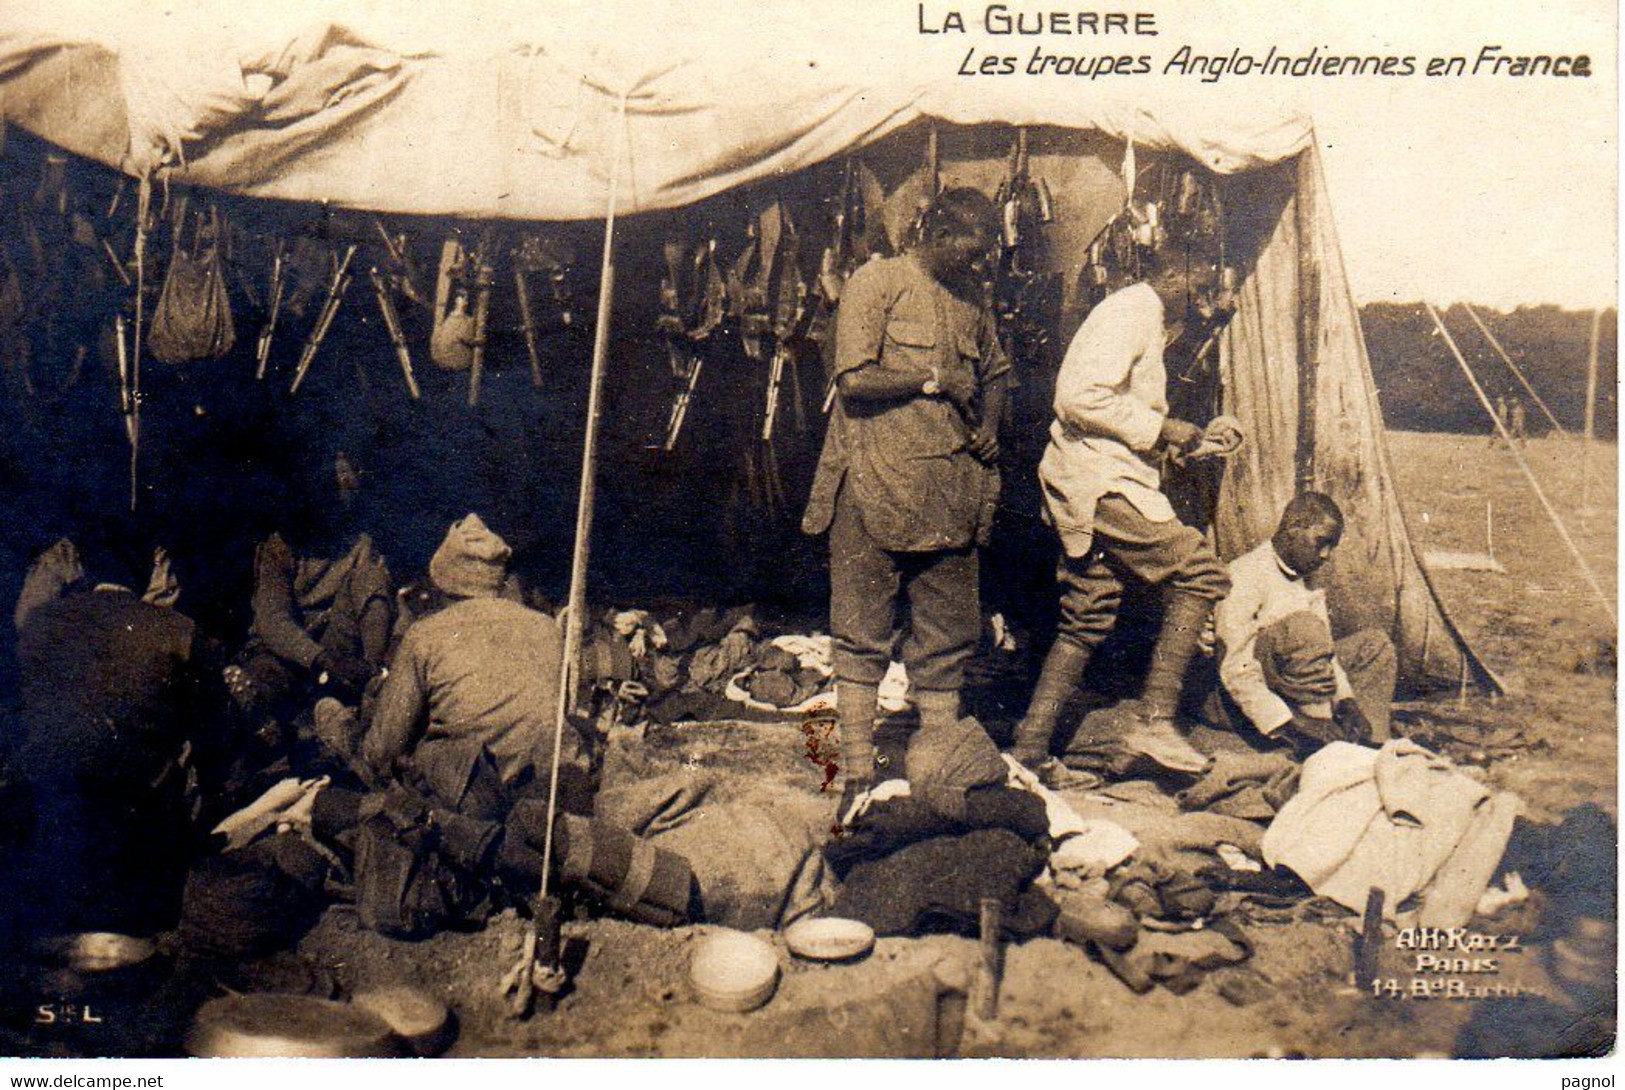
[802,189,1009,810]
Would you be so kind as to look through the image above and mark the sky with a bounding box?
[885,0,1620,309]
[1273,0,1618,309]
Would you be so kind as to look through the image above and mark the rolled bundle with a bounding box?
[502,800,697,927]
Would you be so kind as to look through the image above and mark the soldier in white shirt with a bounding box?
[1009,258,1230,774]
[1212,492,1397,755]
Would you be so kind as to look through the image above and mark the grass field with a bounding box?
[1388,431,1617,819]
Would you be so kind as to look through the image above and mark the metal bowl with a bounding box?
[784,917,877,962]
[689,930,780,1013]
[186,995,404,1058]
[352,986,455,1057]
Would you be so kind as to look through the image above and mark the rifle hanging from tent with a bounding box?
[368,264,421,399]
[255,239,287,380]
[289,242,357,395]
[760,200,806,442]
[513,265,545,389]
[115,313,132,433]
[735,199,805,516]
[458,233,495,408]
[657,236,726,451]
[815,156,889,415]
[993,126,1058,364]
[371,216,427,308]
[906,125,944,249]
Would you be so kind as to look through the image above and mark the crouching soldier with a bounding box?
[1211,492,1398,755]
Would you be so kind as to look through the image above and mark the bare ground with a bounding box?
[254,431,1616,1058]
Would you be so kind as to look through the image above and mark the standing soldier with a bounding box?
[1008,255,1231,776]
[1489,394,1509,448]
[802,188,1010,813]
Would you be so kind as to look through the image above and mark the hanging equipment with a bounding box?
[289,243,358,395]
[255,239,287,380]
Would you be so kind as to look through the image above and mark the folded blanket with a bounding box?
[1176,751,1300,821]
[825,787,1049,880]
[832,828,1056,939]
[596,770,833,929]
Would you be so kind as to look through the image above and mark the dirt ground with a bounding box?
[241,431,1616,1059]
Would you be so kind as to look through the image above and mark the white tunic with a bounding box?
[1038,281,1176,557]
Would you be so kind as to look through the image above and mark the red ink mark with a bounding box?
[799,714,841,793]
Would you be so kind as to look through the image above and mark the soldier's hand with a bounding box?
[1333,698,1372,744]
[1159,417,1204,452]
[936,368,976,411]
[1284,711,1344,757]
[969,425,1000,464]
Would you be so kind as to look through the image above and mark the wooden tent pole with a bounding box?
[1581,307,1601,509]
[1428,303,1613,616]
[511,91,630,1020]
[1293,152,1320,492]
[1463,304,1568,438]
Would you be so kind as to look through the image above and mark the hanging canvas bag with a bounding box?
[430,238,476,371]
[149,198,237,364]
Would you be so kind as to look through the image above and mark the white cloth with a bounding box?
[1262,740,1520,929]
[770,633,833,673]
[877,660,910,713]
[1038,282,1175,558]
[1214,541,1355,734]
[1003,755,1139,880]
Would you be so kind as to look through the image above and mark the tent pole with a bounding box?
[1293,152,1320,491]
[1462,304,1567,438]
[1427,303,1613,617]
[1581,307,1601,509]
[129,176,151,512]
[512,92,630,1020]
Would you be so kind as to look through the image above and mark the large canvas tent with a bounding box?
[0,1,1496,694]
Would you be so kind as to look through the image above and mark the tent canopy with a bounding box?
[0,2,1495,694]
[0,0,1311,219]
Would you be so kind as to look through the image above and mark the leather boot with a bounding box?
[1141,592,1214,722]
[913,688,962,736]
[836,680,879,820]
[1132,592,1215,775]
[1010,639,1093,766]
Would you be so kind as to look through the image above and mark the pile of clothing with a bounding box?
[581,606,839,724]
[815,716,1266,998]
[1262,739,1520,928]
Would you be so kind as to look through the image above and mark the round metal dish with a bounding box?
[784,917,877,962]
[689,930,780,1013]
[352,986,455,1056]
[186,994,404,1058]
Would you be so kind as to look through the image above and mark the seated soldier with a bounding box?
[358,513,591,819]
[287,515,690,936]
[7,535,222,944]
[229,451,393,722]
[1211,492,1398,756]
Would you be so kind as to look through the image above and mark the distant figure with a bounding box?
[1489,394,1510,448]
[1509,398,1528,447]
[232,451,393,718]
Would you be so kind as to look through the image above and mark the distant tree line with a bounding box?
[1360,304,1617,439]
